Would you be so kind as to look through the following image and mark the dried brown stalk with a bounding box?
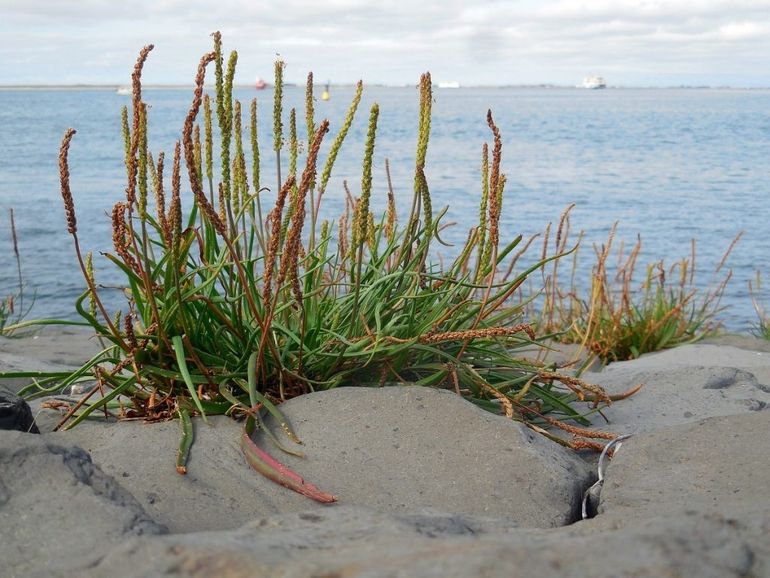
[59,128,78,234]
[569,438,611,453]
[181,51,225,235]
[169,142,182,245]
[112,202,140,273]
[541,415,617,440]
[58,128,128,349]
[478,379,514,418]
[716,231,743,274]
[126,44,154,207]
[154,151,170,245]
[537,370,611,404]
[486,110,502,252]
[277,120,330,304]
[418,323,535,344]
[262,176,295,307]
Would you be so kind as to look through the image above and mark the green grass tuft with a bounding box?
[9,34,625,499]
[528,206,741,367]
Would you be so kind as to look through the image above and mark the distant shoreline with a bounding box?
[1,84,769,91]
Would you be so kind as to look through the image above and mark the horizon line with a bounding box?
[1,83,769,91]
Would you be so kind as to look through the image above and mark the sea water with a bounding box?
[0,86,768,331]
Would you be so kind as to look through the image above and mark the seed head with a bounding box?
[59,128,78,235]
[85,252,96,319]
[126,44,154,207]
[250,98,260,194]
[182,51,225,236]
[204,94,214,186]
[154,151,170,246]
[170,141,182,244]
[112,202,139,273]
[273,60,285,153]
[262,176,295,307]
[319,80,363,194]
[384,158,396,243]
[486,110,502,252]
[278,120,330,304]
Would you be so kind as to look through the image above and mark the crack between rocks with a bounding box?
[569,472,599,524]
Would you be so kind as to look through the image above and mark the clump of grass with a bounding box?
[748,272,770,339]
[532,207,741,366]
[13,34,622,499]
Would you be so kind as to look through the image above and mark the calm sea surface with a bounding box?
[0,86,768,330]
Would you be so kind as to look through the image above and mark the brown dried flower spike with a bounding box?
[59,128,78,234]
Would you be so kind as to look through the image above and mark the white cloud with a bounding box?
[1,0,769,86]
[718,21,765,40]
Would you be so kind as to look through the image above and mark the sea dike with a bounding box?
[1,327,768,577]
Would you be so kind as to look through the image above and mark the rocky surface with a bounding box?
[0,431,165,578]
[88,505,764,578]
[0,326,101,372]
[586,343,770,434]
[598,410,770,521]
[60,386,593,532]
[0,330,769,577]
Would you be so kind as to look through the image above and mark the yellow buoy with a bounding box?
[321,83,330,101]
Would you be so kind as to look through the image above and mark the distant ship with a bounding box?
[581,75,606,89]
[437,81,461,89]
[255,77,267,90]
[116,86,131,95]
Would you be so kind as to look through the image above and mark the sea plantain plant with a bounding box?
[14,33,626,500]
[524,205,741,368]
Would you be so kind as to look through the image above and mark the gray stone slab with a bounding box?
[6,332,770,577]
[0,326,100,395]
[254,386,592,527]
[584,344,770,434]
[59,386,593,532]
[0,430,164,578]
[88,505,766,578]
[0,326,100,367]
[598,410,770,521]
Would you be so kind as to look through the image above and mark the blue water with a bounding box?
[0,86,768,331]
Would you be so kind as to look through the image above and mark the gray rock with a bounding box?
[702,333,770,353]
[0,326,100,368]
[702,366,765,391]
[0,350,73,396]
[253,387,593,527]
[0,326,100,395]
[6,334,770,577]
[598,410,770,521]
[58,415,305,533]
[88,505,766,578]
[0,385,38,433]
[59,386,593,532]
[84,410,770,578]
[585,347,770,434]
[0,430,165,578]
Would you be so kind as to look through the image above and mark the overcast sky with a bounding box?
[2,0,770,87]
